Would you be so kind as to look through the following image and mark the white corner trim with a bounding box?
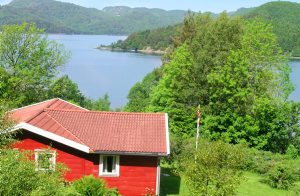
[156,158,161,196]
[9,98,57,112]
[13,122,90,153]
[99,155,120,177]
[165,113,170,155]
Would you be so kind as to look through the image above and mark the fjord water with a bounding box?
[290,60,300,101]
[48,34,299,108]
[48,34,162,108]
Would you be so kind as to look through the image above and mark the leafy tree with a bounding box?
[125,67,162,112]
[86,93,111,111]
[148,13,244,137]
[0,103,15,148]
[0,22,69,108]
[148,44,196,137]
[180,140,246,196]
[205,20,296,150]
[144,12,297,153]
[48,75,85,106]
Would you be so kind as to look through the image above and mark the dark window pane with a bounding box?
[107,156,113,172]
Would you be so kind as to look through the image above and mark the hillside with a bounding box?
[0,0,187,35]
[107,25,179,52]
[244,1,300,56]
[111,1,300,56]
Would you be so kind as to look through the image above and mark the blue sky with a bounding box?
[1,0,300,13]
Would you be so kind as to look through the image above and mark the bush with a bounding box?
[244,148,288,174]
[180,139,246,196]
[266,164,296,190]
[70,175,119,196]
[0,149,67,196]
[286,144,298,159]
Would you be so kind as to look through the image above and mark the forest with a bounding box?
[111,1,300,57]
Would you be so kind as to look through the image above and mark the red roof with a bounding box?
[10,99,169,155]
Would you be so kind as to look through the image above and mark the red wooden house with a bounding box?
[10,98,170,196]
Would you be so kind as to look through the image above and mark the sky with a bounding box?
[1,0,300,13]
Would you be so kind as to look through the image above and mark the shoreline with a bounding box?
[97,46,300,60]
[290,56,300,60]
[97,46,165,56]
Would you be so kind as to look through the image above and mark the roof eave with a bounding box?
[12,122,90,153]
[91,150,168,157]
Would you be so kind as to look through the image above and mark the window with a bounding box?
[99,155,120,177]
[34,150,56,171]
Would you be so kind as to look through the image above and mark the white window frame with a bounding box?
[99,155,120,177]
[34,149,56,171]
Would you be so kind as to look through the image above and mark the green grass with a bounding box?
[237,172,294,196]
[160,167,189,196]
[160,168,300,196]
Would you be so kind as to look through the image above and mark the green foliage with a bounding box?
[243,148,300,188]
[0,0,186,35]
[85,93,111,111]
[125,67,162,112]
[0,22,68,108]
[0,104,15,148]
[180,140,246,196]
[180,13,297,151]
[254,100,300,153]
[110,25,179,51]
[266,164,296,190]
[70,175,119,196]
[148,44,196,137]
[244,1,300,57]
[120,1,300,57]
[0,149,67,196]
[48,75,85,106]
[237,171,297,196]
[286,145,299,159]
[128,12,298,153]
[244,148,287,174]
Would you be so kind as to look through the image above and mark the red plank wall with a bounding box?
[14,130,158,196]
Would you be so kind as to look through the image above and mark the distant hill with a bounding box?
[111,1,300,56]
[243,1,300,56]
[0,0,187,35]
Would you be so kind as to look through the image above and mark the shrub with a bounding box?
[286,144,298,159]
[0,149,67,196]
[244,148,288,174]
[180,139,246,196]
[70,175,119,196]
[266,164,296,190]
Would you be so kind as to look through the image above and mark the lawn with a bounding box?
[160,167,189,196]
[160,168,300,196]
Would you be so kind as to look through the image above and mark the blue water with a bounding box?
[48,34,299,108]
[48,34,162,108]
[290,60,300,102]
